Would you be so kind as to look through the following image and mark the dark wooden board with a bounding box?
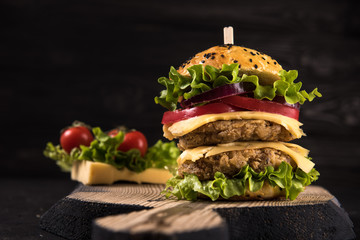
[40,183,355,240]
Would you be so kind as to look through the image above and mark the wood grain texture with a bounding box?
[93,203,228,240]
[39,183,355,240]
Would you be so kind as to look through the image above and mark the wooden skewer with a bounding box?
[223,26,234,45]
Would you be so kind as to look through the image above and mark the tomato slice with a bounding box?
[162,96,300,125]
[161,103,241,124]
[220,96,299,120]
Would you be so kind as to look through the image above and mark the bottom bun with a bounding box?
[198,181,285,201]
[71,160,173,185]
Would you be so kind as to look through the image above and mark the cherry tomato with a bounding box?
[60,126,94,153]
[108,130,148,157]
[219,96,299,120]
[108,129,120,138]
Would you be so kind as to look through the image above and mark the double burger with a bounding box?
[155,44,321,201]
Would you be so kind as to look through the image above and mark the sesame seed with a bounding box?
[234,60,238,63]
[256,52,260,55]
[274,61,277,65]
[262,57,265,60]
[254,64,258,69]
[221,54,225,58]
[204,53,211,59]
[211,56,215,60]
[250,51,256,56]
[267,61,270,64]
[243,48,247,51]
[201,60,205,64]
[249,58,253,62]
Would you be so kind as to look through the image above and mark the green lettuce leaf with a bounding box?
[162,162,320,201]
[43,142,81,172]
[277,70,322,104]
[145,140,180,175]
[155,64,321,110]
[44,127,180,173]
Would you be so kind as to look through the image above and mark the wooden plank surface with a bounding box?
[40,183,355,240]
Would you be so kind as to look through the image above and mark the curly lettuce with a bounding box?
[154,64,322,110]
[162,162,319,201]
[44,127,180,173]
[44,143,81,172]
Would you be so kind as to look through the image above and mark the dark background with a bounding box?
[1,0,360,239]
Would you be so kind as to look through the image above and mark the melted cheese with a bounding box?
[178,146,214,165]
[283,142,309,156]
[71,161,173,185]
[177,142,314,173]
[163,111,304,140]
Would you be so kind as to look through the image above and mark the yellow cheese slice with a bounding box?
[163,111,304,140]
[71,160,173,185]
[177,142,314,173]
[178,146,214,165]
[216,142,309,157]
[283,142,309,156]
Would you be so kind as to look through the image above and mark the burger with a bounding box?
[155,44,321,201]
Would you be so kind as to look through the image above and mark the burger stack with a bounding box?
[155,45,321,201]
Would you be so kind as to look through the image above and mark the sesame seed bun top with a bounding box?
[177,45,283,85]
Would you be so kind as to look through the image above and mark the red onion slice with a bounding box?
[181,82,252,108]
[272,96,300,110]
